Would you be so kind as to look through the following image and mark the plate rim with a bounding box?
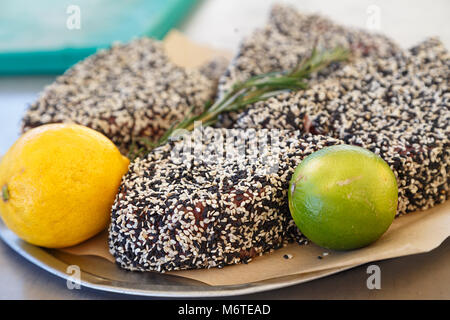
[0,220,360,298]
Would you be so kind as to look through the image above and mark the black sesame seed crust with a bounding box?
[108,6,448,272]
[232,38,450,216]
[21,38,223,154]
[215,4,401,127]
[109,128,343,272]
[215,4,448,217]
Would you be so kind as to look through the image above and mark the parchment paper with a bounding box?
[61,31,450,286]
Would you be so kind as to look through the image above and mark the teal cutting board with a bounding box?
[0,0,198,74]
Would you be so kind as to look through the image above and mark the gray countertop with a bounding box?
[0,0,449,299]
[0,236,448,299]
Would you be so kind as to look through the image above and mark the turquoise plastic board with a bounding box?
[0,0,198,74]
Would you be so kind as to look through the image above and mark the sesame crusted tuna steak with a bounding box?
[232,38,450,215]
[22,38,224,154]
[215,4,401,127]
[109,128,343,272]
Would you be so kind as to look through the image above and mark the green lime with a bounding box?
[288,144,398,250]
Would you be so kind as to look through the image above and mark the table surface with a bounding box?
[0,0,449,299]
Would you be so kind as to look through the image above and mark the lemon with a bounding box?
[288,144,398,250]
[0,123,130,248]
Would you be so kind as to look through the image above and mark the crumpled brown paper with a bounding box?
[61,31,450,286]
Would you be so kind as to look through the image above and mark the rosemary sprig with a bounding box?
[128,46,350,159]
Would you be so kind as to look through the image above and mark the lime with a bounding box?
[288,144,398,250]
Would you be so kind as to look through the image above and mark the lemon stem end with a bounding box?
[2,185,9,202]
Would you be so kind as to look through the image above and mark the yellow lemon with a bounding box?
[0,123,130,248]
